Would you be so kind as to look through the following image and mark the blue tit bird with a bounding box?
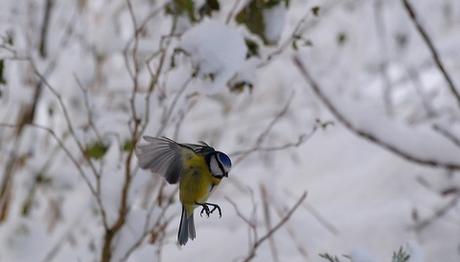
[135,136,232,246]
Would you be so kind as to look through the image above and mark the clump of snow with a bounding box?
[263,3,287,44]
[180,19,247,92]
[1,0,460,261]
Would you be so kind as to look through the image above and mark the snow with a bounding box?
[406,241,425,262]
[0,0,460,261]
[180,19,247,92]
[349,248,375,262]
[317,80,460,166]
[263,3,288,45]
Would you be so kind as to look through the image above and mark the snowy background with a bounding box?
[0,0,460,261]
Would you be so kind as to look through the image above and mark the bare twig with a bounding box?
[0,0,58,220]
[285,189,339,235]
[401,0,460,109]
[225,196,256,228]
[226,0,242,24]
[74,74,103,141]
[293,56,460,170]
[21,134,67,217]
[100,4,177,259]
[172,100,195,140]
[373,0,394,116]
[272,201,309,259]
[121,187,178,261]
[231,126,317,158]
[232,92,295,164]
[413,193,459,231]
[38,0,54,57]
[125,0,141,123]
[156,77,193,136]
[242,192,307,262]
[257,10,310,68]
[29,61,110,229]
[260,185,279,262]
[40,206,89,262]
[29,60,101,178]
[140,15,178,137]
[432,124,460,149]
[100,120,139,262]
[406,66,437,119]
[0,123,97,197]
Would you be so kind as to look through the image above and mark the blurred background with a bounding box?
[0,0,460,261]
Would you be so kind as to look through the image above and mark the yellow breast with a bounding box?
[179,151,221,209]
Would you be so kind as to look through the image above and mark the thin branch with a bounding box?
[272,200,309,259]
[172,100,194,140]
[38,0,54,58]
[139,15,178,138]
[121,187,178,261]
[101,8,179,262]
[242,192,307,262]
[100,120,139,262]
[0,123,97,197]
[412,193,459,231]
[257,192,306,247]
[125,0,141,123]
[257,10,310,68]
[432,124,460,149]
[406,66,437,119]
[0,0,58,220]
[373,0,394,116]
[225,196,257,228]
[232,92,295,164]
[284,189,339,235]
[156,76,193,137]
[260,185,279,262]
[401,0,460,109]
[21,134,67,217]
[293,56,460,170]
[231,126,317,157]
[73,74,103,141]
[29,61,110,229]
[29,60,101,178]
[226,0,242,24]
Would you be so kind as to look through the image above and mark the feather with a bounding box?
[178,206,189,245]
[182,142,215,155]
[178,205,195,245]
[136,136,183,184]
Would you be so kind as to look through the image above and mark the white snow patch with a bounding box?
[349,248,376,262]
[180,19,247,92]
[263,3,287,44]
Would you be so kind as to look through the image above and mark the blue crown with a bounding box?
[216,152,232,168]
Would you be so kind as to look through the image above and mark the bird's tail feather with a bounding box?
[178,206,195,245]
[188,212,196,240]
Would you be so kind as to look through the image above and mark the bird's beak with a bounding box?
[224,172,228,177]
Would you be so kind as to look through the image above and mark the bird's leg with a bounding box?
[204,202,222,218]
[195,202,210,217]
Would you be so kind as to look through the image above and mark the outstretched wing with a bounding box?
[136,136,185,184]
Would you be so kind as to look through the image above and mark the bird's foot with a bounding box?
[196,202,222,218]
[206,203,222,218]
[199,204,210,217]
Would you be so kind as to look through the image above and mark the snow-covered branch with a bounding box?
[294,56,460,170]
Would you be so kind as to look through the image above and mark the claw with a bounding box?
[197,202,210,217]
[195,202,222,218]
